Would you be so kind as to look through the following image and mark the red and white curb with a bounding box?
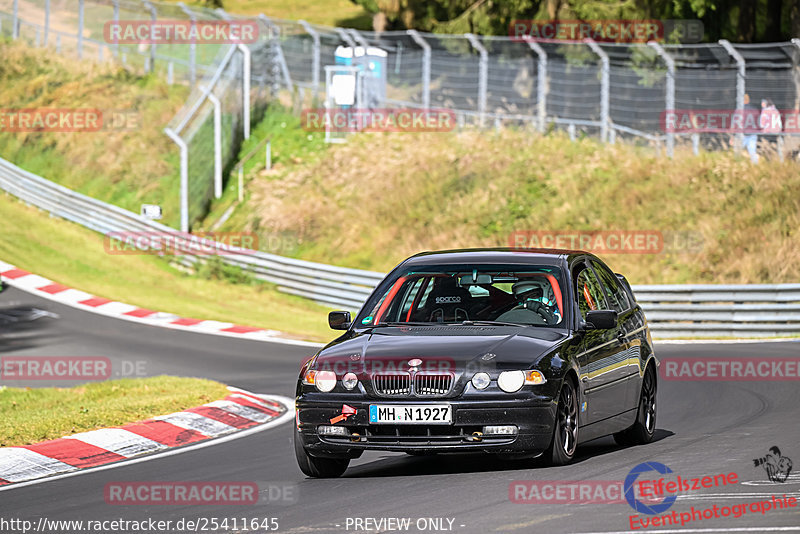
[0,387,290,487]
[0,259,322,348]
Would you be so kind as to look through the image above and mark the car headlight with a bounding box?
[498,370,525,392]
[471,372,491,390]
[342,372,359,390]
[304,370,337,392]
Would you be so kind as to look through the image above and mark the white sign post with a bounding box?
[140,204,163,220]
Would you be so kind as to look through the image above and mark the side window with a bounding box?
[575,267,606,321]
[398,278,425,320]
[591,261,630,312]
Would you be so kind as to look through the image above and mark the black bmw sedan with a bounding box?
[295,248,658,477]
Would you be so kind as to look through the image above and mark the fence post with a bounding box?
[527,41,547,133]
[465,33,488,128]
[164,128,189,232]
[719,40,745,150]
[43,0,50,46]
[178,2,196,84]
[259,15,293,94]
[206,90,223,199]
[77,0,84,58]
[238,44,251,140]
[112,0,120,56]
[12,0,18,39]
[348,28,369,48]
[142,1,157,73]
[298,20,320,105]
[336,27,357,48]
[407,30,431,110]
[648,41,675,158]
[584,39,609,143]
[258,14,278,96]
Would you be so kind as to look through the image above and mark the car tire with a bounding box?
[613,365,656,447]
[545,378,578,466]
[294,429,350,478]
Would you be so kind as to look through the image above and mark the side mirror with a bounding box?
[585,310,617,330]
[328,311,351,330]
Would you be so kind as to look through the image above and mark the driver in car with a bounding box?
[496,281,560,325]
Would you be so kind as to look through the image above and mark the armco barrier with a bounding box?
[1,156,798,339]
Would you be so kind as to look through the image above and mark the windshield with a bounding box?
[356,264,565,327]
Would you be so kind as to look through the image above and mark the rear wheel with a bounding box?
[294,429,350,478]
[613,365,657,446]
[545,378,578,466]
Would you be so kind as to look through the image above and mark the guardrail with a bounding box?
[0,157,384,311]
[1,156,798,339]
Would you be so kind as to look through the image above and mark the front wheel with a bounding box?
[294,429,350,478]
[545,379,578,466]
[613,365,657,446]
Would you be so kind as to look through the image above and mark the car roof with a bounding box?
[402,247,591,267]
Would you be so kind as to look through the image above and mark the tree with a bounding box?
[348,0,793,42]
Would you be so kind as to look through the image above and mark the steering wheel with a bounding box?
[523,300,558,325]
[492,299,558,325]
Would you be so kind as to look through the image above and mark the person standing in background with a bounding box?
[760,98,782,158]
[742,93,761,163]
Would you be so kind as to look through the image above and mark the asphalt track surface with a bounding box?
[1,285,799,534]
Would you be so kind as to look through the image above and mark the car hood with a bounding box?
[313,325,569,373]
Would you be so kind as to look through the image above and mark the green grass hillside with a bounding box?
[220,126,800,285]
[0,41,188,228]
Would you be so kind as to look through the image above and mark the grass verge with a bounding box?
[0,193,334,342]
[0,376,229,447]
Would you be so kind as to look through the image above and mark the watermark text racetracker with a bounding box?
[0,109,140,132]
[509,19,703,43]
[509,230,704,254]
[104,19,258,44]
[510,471,737,505]
[0,356,146,382]
[660,357,800,381]
[104,481,297,506]
[104,231,258,256]
[661,109,800,133]
[301,108,455,133]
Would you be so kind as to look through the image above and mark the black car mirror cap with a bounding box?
[584,310,618,330]
[328,311,352,330]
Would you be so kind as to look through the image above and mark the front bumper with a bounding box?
[296,395,557,457]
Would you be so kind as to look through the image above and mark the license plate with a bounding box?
[369,404,452,424]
